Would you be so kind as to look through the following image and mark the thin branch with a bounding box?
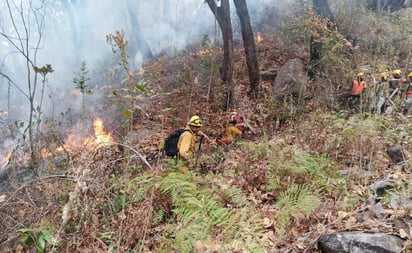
[0,72,29,99]
[111,142,153,170]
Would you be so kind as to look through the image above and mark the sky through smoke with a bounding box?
[0,0,292,119]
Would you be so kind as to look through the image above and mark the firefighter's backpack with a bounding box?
[163,129,188,157]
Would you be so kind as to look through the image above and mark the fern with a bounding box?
[157,170,267,252]
[238,135,271,160]
[268,149,342,195]
[221,185,249,208]
[275,184,320,237]
[342,117,386,141]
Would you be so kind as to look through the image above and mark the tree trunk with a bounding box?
[126,0,153,63]
[367,0,407,12]
[233,0,260,98]
[206,0,234,109]
[61,0,80,60]
[313,0,334,22]
[309,0,334,78]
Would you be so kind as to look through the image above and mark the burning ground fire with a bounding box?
[0,117,114,170]
[255,32,263,43]
[42,117,114,158]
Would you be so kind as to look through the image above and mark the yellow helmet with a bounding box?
[392,69,402,75]
[408,72,412,78]
[380,72,389,78]
[356,72,365,77]
[188,115,202,127]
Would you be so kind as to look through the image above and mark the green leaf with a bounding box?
[123,109,131,118]
[135,83,147,93]
[17,228,35,233]
[37,233,46,253]
[18,234,34,244]
[42,230,54,244]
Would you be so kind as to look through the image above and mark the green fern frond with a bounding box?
[238,135,271,160]
[266,176,282,191]
[268,150,341,195]
[342,117,386,141]
[221,185,249,207]
[275,184,320,237]
[153,210,164,225]
[156,169,267,252]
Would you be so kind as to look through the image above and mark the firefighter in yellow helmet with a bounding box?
[375,72,389,115]
[177,115,209,161]
[402,72,412,116]
[350,72,367,112]
[388,69,403,101]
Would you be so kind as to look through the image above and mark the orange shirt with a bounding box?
[351,79,366,96]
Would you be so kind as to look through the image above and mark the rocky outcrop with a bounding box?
[318,232,404,253]
[272,58,308,99]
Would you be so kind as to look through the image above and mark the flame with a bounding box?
[2,118,114,162]
[93,117,113,144]
[255,32,263,43]
[197,49,211,56]
[63,117,113,149]
[41,117,114,158]
[40,148,51,158]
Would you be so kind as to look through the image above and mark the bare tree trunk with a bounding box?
[126,0,153,62]
[206,0,234,109]
[61,0,80,59]
[309,0,334,78]
[367,0,407,12]
[313,0,334,21]
[233,0,260,98]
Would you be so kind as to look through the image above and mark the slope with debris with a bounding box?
[1,5,412,253]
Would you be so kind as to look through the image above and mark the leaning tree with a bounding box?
[206,0,260,109]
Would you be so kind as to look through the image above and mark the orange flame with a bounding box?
[255,32,263,43]
[63,117,113,149]
[93,117,113,144]
[41,117,114,158]
[3,118,114,161]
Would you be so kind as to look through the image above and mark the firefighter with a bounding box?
[350,72,367,112]
[375,72,389,116]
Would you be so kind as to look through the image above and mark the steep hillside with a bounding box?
[1,3,412,253]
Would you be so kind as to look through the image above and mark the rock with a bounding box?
[318,232,404,253]
[369,179,395,197]
[386,146,406,164]
[273,58,307,99]
[388,193,412,209]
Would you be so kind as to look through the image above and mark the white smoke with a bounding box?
[0,0,294,160]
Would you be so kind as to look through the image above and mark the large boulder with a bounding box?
[273,58,308,99]
[318,232,404,253]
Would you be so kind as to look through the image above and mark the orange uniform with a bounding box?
[351,80,366,96]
